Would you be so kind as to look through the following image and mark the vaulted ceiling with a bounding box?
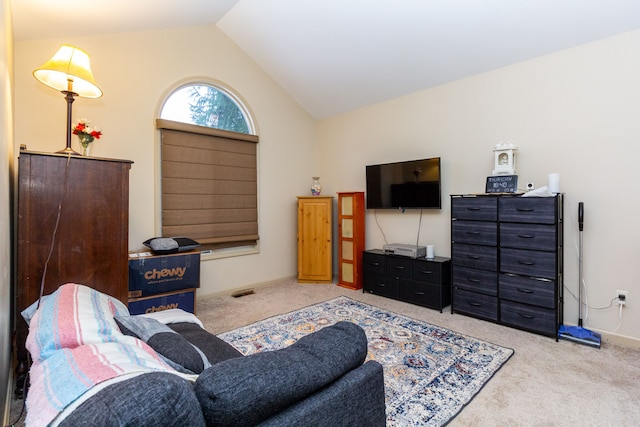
[12,0,640,119]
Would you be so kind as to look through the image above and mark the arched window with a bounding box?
[160,84,252,134]
[157,82,259,255]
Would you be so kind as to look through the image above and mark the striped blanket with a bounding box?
[25,284,193,426]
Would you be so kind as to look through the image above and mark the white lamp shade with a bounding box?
[33,45,102,98]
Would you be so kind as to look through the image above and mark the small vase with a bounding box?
[82,143,91,157]
[311,177,322,196]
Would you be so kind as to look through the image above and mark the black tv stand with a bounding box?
[362,249,451,312]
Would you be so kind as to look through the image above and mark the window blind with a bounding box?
[156,119,259,250]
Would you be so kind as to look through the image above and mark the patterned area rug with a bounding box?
[220,296,514,426]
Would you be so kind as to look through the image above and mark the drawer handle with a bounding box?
[466,255,481,260]
[393,266,405,270]
[469,301,482,307]
[466,207,481,211]
[468,278,481,283]
[466,231,481,235]
[377,283,386,287]
[420,270,433,275]
[518,313,535,319]
[517,288,534,294]
[518,260,535,266]
[414,292,425,296]
[517,234,535,239]
[371,262,380,267]
[516,208,535,212]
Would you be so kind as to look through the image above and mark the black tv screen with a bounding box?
[366,157,441,209]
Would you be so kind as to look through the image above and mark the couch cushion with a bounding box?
[115,316,207,374]
[194,321,367,427]
[168,322,243,365]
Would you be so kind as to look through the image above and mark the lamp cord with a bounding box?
[37,153,72,308]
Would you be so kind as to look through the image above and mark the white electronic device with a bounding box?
[383,243,426,258]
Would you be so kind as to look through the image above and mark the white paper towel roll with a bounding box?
[426,245,434,259]
[549,173,560,194]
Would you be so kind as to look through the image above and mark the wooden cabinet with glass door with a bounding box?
[337,192,365,290]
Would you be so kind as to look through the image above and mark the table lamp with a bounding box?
[33,45,102,155]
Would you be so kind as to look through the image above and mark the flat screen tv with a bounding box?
[366,157,441,209]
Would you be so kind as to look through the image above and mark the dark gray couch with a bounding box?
[59,321,387,426]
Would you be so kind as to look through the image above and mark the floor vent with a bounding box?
[231,289,255,298]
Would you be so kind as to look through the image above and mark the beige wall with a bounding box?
[0,0,13,421]
[12,23,640,344]
[14,25,318,297]
[317,29,640,342]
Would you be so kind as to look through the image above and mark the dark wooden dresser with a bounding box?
[450,194,563,338]
[14,151,132,393]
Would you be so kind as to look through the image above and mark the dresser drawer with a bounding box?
[399,280,446,309]
[453,266,498,296]
[385,256,413,279]
[363,272,399,299]
[452,197,497,221]
[499,274,555,308]
[453,288,498,321]
[363,252,386,275]
[500,223,557,251]
[499,197,557,224]
[500,248,556,279]
[452,221,497,245]
[500,300,556,336]
[411,259,442,284]
[452,243,497,271]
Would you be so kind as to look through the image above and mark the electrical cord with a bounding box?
[373,210,388,246]
[374,208,425,248]
[38,153,72,307]
[563,195,614,318]
[415,209,423,247]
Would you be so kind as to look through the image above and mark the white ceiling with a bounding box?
[12,0,640,119]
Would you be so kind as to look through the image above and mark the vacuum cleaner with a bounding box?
[558,202,601,348]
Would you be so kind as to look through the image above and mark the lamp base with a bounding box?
[56,146,81,155]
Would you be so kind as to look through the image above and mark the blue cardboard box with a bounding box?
[129,251,200,298]
[128,288,196,315]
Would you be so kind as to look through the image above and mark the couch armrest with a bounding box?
[259,360,387,427]
[195,321,368,426]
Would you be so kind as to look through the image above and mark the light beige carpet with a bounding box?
[9,277,640,426]
[197,278,640,426]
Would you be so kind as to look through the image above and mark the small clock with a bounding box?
[492,141,517,175]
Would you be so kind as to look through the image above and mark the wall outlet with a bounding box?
[616,290,628,306]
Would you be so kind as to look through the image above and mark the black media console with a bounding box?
[362,249,451,312]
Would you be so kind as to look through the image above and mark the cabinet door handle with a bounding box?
[518,313,535,319]
[516,208,535,212]
[517,288,534,294]
[518,260,535,266]
[517,234,535,239]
